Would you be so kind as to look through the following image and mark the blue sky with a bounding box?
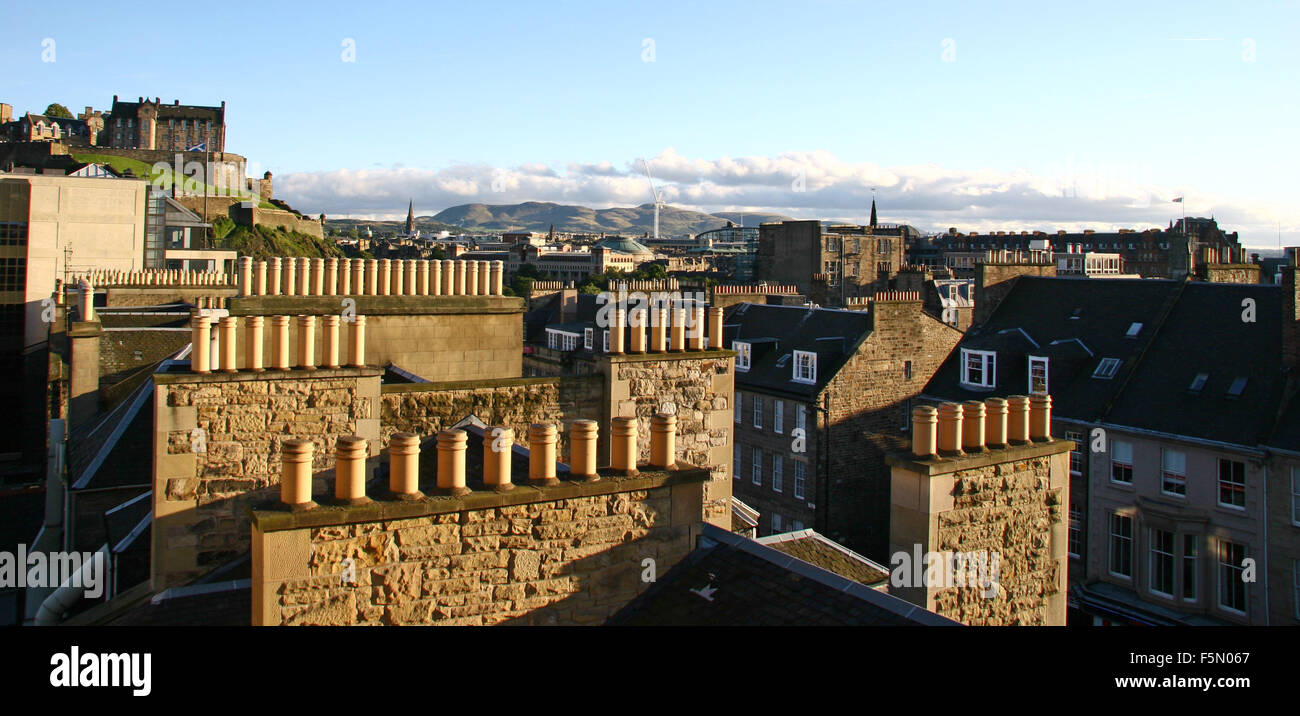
[4,1,1298,245]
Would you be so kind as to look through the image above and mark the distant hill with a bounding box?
[431,201,793,235]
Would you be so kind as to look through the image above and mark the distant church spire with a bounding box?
[869,192,878,228]
[405,200,415,235]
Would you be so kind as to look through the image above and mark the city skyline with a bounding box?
[4,0,1296,245]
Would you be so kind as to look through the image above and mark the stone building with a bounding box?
[927,218,1243,281]
[755,207,918,306]
[104,96,226,152]
[725,295,963,559]
[888,396,1073,625]
[923,265,1300,625]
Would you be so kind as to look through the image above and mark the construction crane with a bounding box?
[640,158,665,240]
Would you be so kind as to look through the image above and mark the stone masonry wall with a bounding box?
[152,369,381,587]
[253,480,703,625]
[378,376,603,453]
[603,353,735,529]
[824,302,963,559]
[932,455,1064,626]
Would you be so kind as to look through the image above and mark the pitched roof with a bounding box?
[724,303,873,398]
[1104,282,1284,446]
[924,277,1183,421]
[925,276,1289,449]
[756,529,890,586]
[607,524,955,625]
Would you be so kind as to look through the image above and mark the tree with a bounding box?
[428,246,447,260]
[44,103,73,118]
[516,263,542,279]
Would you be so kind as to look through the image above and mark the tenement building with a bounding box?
[755,208,918,306]
[924,262,1300,625]
[928,217,1244,280]
[726,294,962,559]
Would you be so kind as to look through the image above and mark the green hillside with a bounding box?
[211,217,344,260]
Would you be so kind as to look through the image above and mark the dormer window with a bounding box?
[960,349,996,389]
[793,350,817,384]
[1028,356,1049,394]
[583,328,593,350]
[733,341,751,371]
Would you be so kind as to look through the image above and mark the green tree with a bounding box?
[44,103,73,118]
[428,246,447,260]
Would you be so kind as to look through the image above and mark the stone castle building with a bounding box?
[103,96,226,152]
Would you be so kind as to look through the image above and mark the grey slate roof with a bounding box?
[608,524,956,626]
[925,276,1290,448]
[723,303,873,399]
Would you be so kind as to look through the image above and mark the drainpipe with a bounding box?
[33,544,110,626]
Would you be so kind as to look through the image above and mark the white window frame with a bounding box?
[602,330,609,353]
[1217,540,1247,615]
[1110,439,1134,485]
[1109,513,1133,579]
[1217,458,1246,510]
[733,341,751,371]
[793,350,817,384]
[1066,430,1083,476]
[960,349,996,388]
[583,327,593,350]
[751,448,762,486]
[1068,506,1082,559]
[1161,448,1187,497]
[1149,528,1175,598]
[773,401,784,435]
[772,455,783,492]
[1028,355,1049,395]
[753,395,763,429]
[793,460,806,500]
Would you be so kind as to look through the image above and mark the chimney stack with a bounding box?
[390,433,424,498]
[435,430,469,496]
[483,427,515,492]
[569,420,599,480]
[610,416,638,475]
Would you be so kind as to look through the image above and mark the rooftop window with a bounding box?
[1126,322,1143,337]
[733,341,751,371]
[1093,357,1121,379]
[1188,372,1209,394]
[1226,377,1247,399]
[793,350,817,384]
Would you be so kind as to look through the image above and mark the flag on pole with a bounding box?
[1171,197,1183,203]
[187,142,207,152]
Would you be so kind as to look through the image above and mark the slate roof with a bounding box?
[723,303,873,399]
[608,524,956,625]
[756,529,890,587]
[924,277,1184,422]
[925,276,1291,449]
[1105,282,1284,446]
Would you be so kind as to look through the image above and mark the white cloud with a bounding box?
[277,149,1296,248]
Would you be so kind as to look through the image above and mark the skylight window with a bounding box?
[775,353,791,368]
[1069,308,1083,320]
[1093,358,1121,379]
[1126,322,1143,337]
[1226,377,1247,399]
[1188,372,1209,394]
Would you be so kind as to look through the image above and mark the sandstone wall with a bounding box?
[252,477,704,625]
[602,353,735,529]
[152,368,382,587]
[379,376,603,452]
[889,444,1071,626]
